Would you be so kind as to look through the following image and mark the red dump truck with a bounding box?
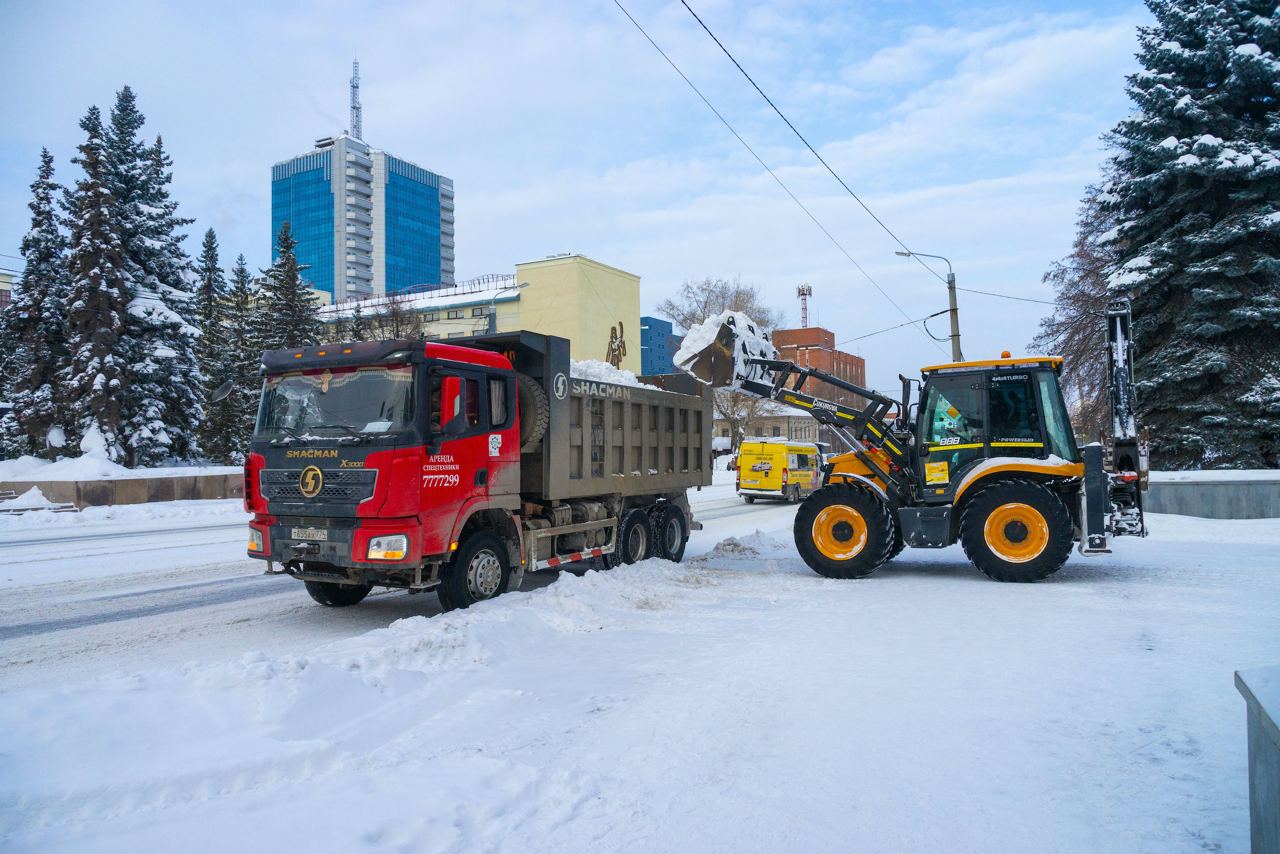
[241,331,712,609]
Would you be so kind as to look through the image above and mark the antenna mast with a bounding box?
[350,59,363,140]
[797,283,813,328]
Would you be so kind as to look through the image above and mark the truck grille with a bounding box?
[260,469,378,503]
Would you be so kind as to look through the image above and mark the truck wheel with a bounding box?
[788,485,801,504]
[618,509,656,564]
[959,479,1073,582]
[439,532,511,610]
[516,373,549,452]
[741,494,756,504]
[794,485,893,579]
[304,579,372,607]
[653,505,688,562]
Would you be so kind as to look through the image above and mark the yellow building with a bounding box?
[319,254,642,374]
[0,270,14,311]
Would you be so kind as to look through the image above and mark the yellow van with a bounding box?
[736,439,823,503]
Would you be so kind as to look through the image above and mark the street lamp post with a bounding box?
[488,281,528,334]
[895,250,963,362]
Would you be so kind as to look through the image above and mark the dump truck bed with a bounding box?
[442,331,713,502]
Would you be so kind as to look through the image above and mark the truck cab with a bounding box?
[245,339,521,602]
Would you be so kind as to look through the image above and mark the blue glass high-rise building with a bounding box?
[640,315,683,375]
[271,79,454,301]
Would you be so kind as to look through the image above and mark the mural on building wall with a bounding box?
[606,321,628,368]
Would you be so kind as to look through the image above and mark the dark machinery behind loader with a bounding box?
[679,308,1147,582]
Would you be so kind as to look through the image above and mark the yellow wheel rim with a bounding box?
[983,502,1049,563]
[812,505,868,561]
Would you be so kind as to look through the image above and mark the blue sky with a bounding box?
[0,0,1146,389]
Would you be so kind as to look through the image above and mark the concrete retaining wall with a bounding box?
[1236,666,1280,853]
[0,474,243,509]
[1145,476,1280,519]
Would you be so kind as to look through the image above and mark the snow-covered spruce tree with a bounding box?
[106,87,203,466]
[222,254,260,461]
[349,300,370,342]
[61,107,132,463]
[1,149,72,459]
[1103,0,1280,469]
[258,222,321,350]
[193,228,232,460]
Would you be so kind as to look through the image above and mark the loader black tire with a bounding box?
[438,532,512,610]
[304,579,372,607]
[515,372,549,452]
[794,485,893,579]
[618,508,657,565]
[959,479,1073,582]
[886,514,905,562]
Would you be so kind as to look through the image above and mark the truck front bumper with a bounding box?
[248,516,423,570]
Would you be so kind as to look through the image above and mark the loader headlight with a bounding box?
[368,534,409,561]
[248,528,264,552]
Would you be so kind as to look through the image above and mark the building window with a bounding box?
[425,312,438,322]
[772,426,781,437]
[471,307,488,317]
[447,309,462,319]
[425,333,442,340]
[448,331,467,338]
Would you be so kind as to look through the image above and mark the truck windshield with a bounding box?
[256,365,415,440]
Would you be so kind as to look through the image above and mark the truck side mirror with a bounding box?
[212,379,234,403]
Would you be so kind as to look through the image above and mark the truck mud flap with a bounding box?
[897,505,951,548]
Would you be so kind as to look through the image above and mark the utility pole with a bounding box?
[895,250,963,361]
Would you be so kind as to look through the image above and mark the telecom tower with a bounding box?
[350,59,363,140]
[797,283,813,328]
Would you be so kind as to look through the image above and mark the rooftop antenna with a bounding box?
[797,283,813,328]
[350,59,363,140]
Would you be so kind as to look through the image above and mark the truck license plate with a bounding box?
[291,527,328,541]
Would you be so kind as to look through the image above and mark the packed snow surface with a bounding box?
[674,310,778,388]
[0,489,1276,851]
[569,359,658,389]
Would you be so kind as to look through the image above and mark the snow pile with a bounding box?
[674,310,777,389]
[569,359,658,389]
[0,454,239,483]
[0,487,56,510]
[0,498,246,534]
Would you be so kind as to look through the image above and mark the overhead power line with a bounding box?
[678,0,948,287]
[957,286,1056,306]
[838,309,949,345]
[611,0,944,354]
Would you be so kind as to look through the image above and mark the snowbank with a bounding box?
[0,487,55,509]
[0,454,239,483]
[569,359,658,389]
[0,498,247,534]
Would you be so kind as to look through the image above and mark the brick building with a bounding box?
[770,326,867,409]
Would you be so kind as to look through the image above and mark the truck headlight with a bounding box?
[248,528,264,552]
[368,534,408,561]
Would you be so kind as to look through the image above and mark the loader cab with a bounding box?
[914,356,1077,503]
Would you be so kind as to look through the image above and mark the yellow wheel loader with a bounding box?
[679,308,1147,582]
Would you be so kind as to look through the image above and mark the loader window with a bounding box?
[920,375,985,481]
[988,374,1042,458]
[1037,372,1080,461]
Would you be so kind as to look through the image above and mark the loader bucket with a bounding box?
[676,320,740,388]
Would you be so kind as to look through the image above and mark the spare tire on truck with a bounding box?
[516,372,549,452]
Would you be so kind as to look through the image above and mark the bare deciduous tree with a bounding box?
[1030,184,1117,442]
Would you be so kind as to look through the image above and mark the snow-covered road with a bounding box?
[1,485,1277,852]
